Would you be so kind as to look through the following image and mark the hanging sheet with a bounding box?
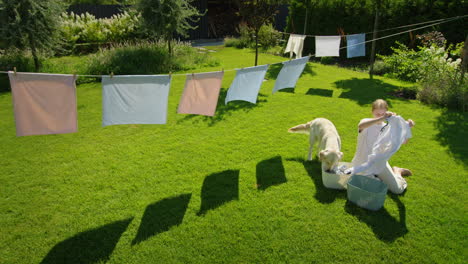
[102,75,171,126]
[9,72,77,136]
[272,56,309,94]
[315,36,341,57]
[177,71,224,116]
[284,34,307,59]
[225,65,268,104]
[347,33,366,58]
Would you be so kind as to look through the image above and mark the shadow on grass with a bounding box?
[345,193,408,243]
[335,78,408,106]
[197,170,239,216]
[256,156,287,190]
[40,218,133,264]
[306,88,333,97]
[132,193,191,245]
[434,109,468,166]
[177,89,267,126]
[287,157,346,204]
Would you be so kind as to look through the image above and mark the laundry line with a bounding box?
[0,15,465,78]
[279,14,467,37]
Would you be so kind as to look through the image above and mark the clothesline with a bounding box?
[0,15,465,78]
[280,14,467,37]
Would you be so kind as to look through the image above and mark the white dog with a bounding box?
[288,118,343,171]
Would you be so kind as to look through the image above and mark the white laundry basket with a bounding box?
[321,162,352,190]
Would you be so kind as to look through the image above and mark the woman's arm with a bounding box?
[358,112,394,132]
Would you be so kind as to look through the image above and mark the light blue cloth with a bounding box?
[102,75,171,126]
[225,65,268,104]
[272,56,309,94]
[347,34,366,58]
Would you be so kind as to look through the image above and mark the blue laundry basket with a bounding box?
[347,174,388,211]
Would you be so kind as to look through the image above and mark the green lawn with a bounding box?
[0,47,466,264]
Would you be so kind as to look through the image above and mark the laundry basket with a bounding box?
[347,174,388,211]
[322,162,352,190]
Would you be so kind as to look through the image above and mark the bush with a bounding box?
[224,37,246,49]
[0,49,37,72]
[320,56,335,65]
[226,23,282,50]
[377,42,422,82]
[87,40,219,75]
[59,11,143,54]
[372,60,388,75]
[379,41,467,110]
[0,49,39,91]
[257,23,282,50]
[416,46,467,109]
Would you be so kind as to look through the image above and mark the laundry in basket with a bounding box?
[321,162,352,190]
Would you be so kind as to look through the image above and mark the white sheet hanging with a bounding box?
[315,36,341,57]
[284,34,307,59]
[102,75,171,126]
[348,115,412,176]
[272,56,309,94]
[225,65,268,104]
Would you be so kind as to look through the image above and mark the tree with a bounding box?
[235,0,286,66]
[0,0,65,71]
[135,0,204,56]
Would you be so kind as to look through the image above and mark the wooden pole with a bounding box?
[369,0,380,80]
[459,34,468,111]
[303,7,308,35]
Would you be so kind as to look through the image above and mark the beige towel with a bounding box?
[9,72,77,136]
[177,71,224,116]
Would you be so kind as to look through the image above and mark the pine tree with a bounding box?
[136,0,204,56]
[0,0,65,71]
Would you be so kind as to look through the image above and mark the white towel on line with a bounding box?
[284,34,307,59]
[102,75,171,126]
[315,36,341,57]
[225,65,269,105]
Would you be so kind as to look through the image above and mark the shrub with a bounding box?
[0,49,37,73]
[377,42,422,82]
[380,41,466,110]
[224,37,245,49]
[257,23,281,50]
[320,56,335,65]
[226,23,282,50]
[237,22,255,48]
[0,49,38,91]
[59,11,143,54]
[87,40,219,75]
[372,60,388,75]
[416,45,467,109]
[416,31,446,48]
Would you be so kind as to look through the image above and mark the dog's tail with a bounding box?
[288,123,311,134]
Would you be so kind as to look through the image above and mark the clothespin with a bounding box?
[110,72,114,78]
[13,67,17,76]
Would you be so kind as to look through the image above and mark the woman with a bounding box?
[351,99,415,194]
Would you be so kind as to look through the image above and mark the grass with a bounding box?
[0,47,467,263]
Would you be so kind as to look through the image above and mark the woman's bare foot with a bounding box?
[393,166,413,176]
